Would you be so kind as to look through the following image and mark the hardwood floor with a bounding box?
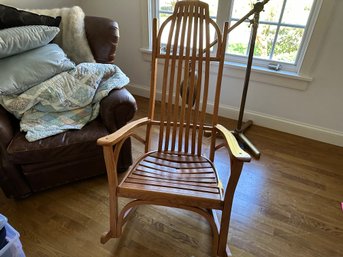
[1,95,342,257]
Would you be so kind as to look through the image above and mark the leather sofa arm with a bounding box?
[99,88,137,133]
[85,16,119,64]
[0,105,32,198]
[0,105,14,147]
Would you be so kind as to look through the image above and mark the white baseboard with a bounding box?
[126,83,343,147]
[127,83,152,98]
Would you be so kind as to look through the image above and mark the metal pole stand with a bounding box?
[233,2,265,159]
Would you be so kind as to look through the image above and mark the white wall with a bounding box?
[78,0,152,90]
[4,0,342,146]
[80,0,343,146]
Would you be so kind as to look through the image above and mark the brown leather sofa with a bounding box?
[0,16,137,199]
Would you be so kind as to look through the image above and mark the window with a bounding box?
[150,0,322,74]
[156,0,218,22]
[154,0,219,45]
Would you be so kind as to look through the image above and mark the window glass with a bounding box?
[153,0,318,71]
[254,24,277,59]
[158,0,218,24]
[227,21,251,56]
[273,27,304,63]
[230,0,254,20]
[259,0,283,23]
[227,0,315,65]
[282,0,313,26]
[157,0,219,47]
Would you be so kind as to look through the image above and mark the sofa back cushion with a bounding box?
[0,4,61,29]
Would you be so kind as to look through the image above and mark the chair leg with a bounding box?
[100,231,113,244]
[101,189,120,244]
[211,209,232,257]
[217,213,232,257]
[216,160,244,256]
[101,145,123,243]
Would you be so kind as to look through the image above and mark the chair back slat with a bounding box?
[163,7,183,152]
[176,3,193,153]
[157,7,178,152]
[170,11,187,152]
[192,5,205,155]
[184,4,199,154]
[148,1,226,156]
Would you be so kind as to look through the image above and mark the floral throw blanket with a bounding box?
[0,63,129,141]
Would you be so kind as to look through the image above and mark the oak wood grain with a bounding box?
[1,95,342,257]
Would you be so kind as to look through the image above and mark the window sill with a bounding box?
[140,48,312,91]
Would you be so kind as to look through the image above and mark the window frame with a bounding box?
[149,0,323,74]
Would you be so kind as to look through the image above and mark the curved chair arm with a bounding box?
[97,117,150,146]
[215,124,251,162]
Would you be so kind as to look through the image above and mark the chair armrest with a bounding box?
[85,16,119,64]
[98,117,149,146]
[0,105,14,147]
[215,124,251,162]
[99,88,137,133]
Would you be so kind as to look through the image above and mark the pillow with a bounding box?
[0,43,75,95]
[0,4,61,29]
[0,25,60,59]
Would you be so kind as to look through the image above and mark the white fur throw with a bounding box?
[27,6,95,64]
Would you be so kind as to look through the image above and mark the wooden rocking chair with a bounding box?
[97,1,251,256]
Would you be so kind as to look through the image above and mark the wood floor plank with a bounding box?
[0,96,342,257]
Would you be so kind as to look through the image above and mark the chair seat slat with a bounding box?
[139,162,215,174]
[143,156,212,169]
[119,182,222,203]
[132,170,217,183]
[150,152,207,163]
[128,173,219,188]
[124,177,220,194]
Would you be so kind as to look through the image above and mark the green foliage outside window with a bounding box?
[156,0,314,65]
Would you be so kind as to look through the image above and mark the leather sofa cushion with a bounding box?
[21,153,106,191]
[7,119,108,165]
